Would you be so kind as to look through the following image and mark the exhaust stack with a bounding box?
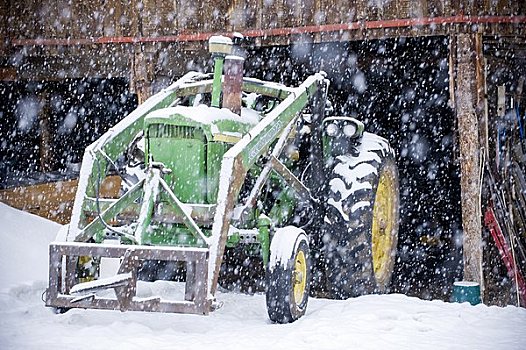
[222,55,244,115]
[208,36,233,108]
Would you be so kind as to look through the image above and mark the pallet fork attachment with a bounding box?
[46,242,211,314]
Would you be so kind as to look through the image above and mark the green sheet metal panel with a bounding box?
[206,142,229,203]
[148,124,207,203]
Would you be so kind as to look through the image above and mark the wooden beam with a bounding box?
[454,33,484,290]
[130,46,155,104]
[10,15,526,47]
[0,176,121,224]
[0,67,17,81]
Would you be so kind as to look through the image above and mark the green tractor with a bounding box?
[46,36,399,323]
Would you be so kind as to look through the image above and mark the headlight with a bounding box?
[326,123,339,136]
[343,124,357,137]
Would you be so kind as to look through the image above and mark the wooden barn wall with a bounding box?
[0,1,7,55]
[4,0,526,41]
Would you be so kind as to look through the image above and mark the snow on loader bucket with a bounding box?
[46,35,400,323]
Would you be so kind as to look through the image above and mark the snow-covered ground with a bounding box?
[0,202,525,349]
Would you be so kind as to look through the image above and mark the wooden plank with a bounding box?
[56,0,73,38]
[510,0,522,15]
[67,0,80,38]
[72,0,102,38]
[475,34,488,160]
[441,0,452,16]
[260,0,280,29]
[295,0,314,27]
[43,1,57,38]
[7,0,526,43]
[281,0,301,28]
[205,0,229,31]
[175,0,214,32]
[0,68,17,81]
[398,0,413,18]
[72,1,87,37]
[71,272,133,294]
[157,0,176,36]
[103,0,118,37]
[199,1,211,32]
[427,0,445,16]
[366,0,384,21]
[0,176,121,224]
[275,0,286,28]
[113,0,124,37]
[131,46,155,103]
[140,0,156,36]
[0,1,7,55]
[449,0,461,15]
[320,0,352,24]
[119,0,134,37]
[12,0,26,38]
[383,0,400,20]
[176,0,199,31]
[496,0,512,15]
[227,0,243,31]
[11,0,40,38]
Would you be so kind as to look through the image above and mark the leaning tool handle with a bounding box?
[484,205,526,307]
[485,166,526,307]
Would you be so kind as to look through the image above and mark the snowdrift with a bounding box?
[0,203,525,349]
[0,202,60,288]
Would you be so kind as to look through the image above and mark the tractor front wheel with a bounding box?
[266,226,311,323]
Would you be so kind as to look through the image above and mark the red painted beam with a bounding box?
[10,15,526,47]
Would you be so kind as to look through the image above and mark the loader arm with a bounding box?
[67,72,214,242]
[208,72,329,295]
[67,73,297,243]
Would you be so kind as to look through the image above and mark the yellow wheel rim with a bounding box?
[372,168,396,283]
[293,250,307,304]
[77,256,96,283]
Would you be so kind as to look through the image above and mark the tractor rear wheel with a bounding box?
[266,226,311,323]
[323,132,399,299]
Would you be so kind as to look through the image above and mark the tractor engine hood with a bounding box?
[144,105,261,143]
[143,105,261,204]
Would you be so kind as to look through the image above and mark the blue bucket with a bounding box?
[452,281,481,305]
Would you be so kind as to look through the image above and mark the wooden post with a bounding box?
[454,33,484,291]
[475,34,489,159]
[474,32,491,301]
[128,1,153,104]
[131,45,154,104]
[39,91,53,173]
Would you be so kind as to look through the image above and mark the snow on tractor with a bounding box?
[45,36,399,323]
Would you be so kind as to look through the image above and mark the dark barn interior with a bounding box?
[0,79,136,188]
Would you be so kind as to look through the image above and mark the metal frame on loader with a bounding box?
[46,36,331,317]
